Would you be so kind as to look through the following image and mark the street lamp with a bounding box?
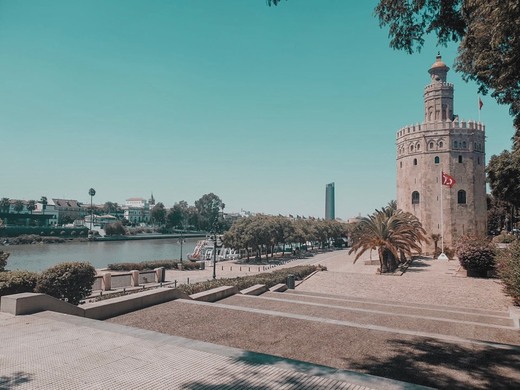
[212,233,223,280]
[88,188,96,231]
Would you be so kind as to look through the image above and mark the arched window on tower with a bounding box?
[458,190,466,204]
[458,155,463,163]
[413,158,418,166]
[429,142,434,150]
[412,191,420,205]
[454,141,459,149]
[439,141,444,148]
[462,141,467,149]
[410,144,414,152]
[434,156,440,164]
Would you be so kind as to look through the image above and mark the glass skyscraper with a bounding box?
[325,182,335,220]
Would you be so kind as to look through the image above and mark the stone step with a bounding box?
[217,295,520,346]
[262,291,513,327]
[285,290,510,318]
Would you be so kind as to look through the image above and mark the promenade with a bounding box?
[2,249,518,389]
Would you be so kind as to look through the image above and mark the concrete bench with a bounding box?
[190,286,238,302]
[240,284,268,296]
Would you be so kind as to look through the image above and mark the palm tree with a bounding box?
[14,200,24,214]
[27,200,36,214]
[40,196,48,215]
[349,207,428,273]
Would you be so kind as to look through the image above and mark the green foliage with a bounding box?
[349,206,428,272]
[0,270,39,296]
[455,236,496,273]
[177,265,323,295]
[492,233,517,244]
[107,260,201,271]
[496,240,520,305]
[195,193,225,232]
[150,202,167,226]
[0,251,9,271]
[104,222,126,236]
[487,151,520,209]
[35,262,96,305]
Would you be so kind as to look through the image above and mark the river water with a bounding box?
[4,238,198,272]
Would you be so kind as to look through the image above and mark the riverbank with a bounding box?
[1,232,207,246]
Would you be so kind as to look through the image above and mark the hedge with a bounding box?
[176,264,325,295]
[0,270,39,296]
[107,260,202,271]
[496,240,520,305]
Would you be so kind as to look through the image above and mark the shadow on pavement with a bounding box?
[0,372,33,389]
[346,337,520,389]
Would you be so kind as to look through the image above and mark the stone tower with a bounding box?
[396,54,487,253]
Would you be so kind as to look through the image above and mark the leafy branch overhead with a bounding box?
[269,0,520,129]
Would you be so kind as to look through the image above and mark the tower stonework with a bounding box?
[396,54,487,253]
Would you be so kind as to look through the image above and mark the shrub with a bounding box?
[0,271,39,296]
[107,260,180,271]
[35,262,96,305]
[496,240,520,305]
[105,222,126,236]
[455,236,496,275]
[492,233,517,244]
[0,250,9,271]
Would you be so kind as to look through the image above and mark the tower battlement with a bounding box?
[396,120,485,139]
[424,82,454,90]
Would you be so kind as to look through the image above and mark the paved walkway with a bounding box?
[0,310,427,389]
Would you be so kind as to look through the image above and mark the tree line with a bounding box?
[223,214,350,260]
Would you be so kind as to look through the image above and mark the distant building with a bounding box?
[123,197,150,224]
[325,183,335,220]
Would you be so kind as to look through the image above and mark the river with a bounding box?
[4,238,199,272]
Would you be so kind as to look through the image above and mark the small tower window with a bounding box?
[429,142,434,149]
[439,141,443,148]
[400,161,403,168]
[454,141,458,149]
[462,141,467,149]
[458,190,467,204]
[412,191,420,204]
[458,155,463,163]
[434,156,440,164]
[410,145,414,152]
[478,157,480,165]
[413,158,418,166]
[416,143,421,150]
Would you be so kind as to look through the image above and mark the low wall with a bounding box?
[240,284,268,296]
[1,287,190,320]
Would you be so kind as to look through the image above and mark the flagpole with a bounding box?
[440,171,444,254]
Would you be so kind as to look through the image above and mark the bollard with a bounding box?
[102,273,112,291]
[187,277,190,285]
[222,266,224,271]
[130,270,139,287]
[174,280,177,288]
[240,267,242,271]
[123,288,126,295]
[249,267,251,272]
[287,274,295,289]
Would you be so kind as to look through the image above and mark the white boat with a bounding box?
[187,235,238,262]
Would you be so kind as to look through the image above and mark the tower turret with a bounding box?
[424,53,454,122]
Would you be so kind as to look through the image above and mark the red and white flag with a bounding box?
[479,97,483,110]
[442,172,456,188]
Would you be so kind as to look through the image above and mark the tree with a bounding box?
[270,1,520,129]
[0,198,10,213]
[13,200,24,214]
[374,0,520,129]
[40,196,48,215]
[26,200,36,214]
[103,202,119,215]
[349,207,428,273]
[150,202,166,226]
[167,200,189,229]
[105,222,126,236]
[195,193,225,232]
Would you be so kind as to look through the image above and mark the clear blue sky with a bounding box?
[0,0,514,219]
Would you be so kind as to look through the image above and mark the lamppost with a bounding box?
[212,233,223,280]
[178,231,185,262]
[88,188,96,231]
